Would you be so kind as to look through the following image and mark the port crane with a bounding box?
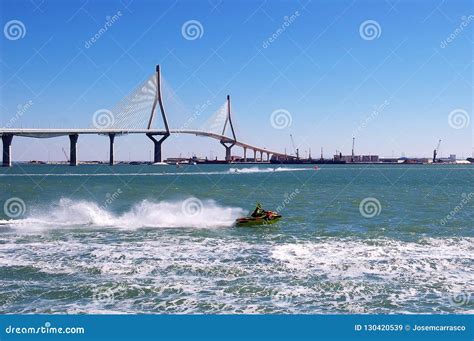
[351,137,355,162]
[62,147,69,163]
[290,134,299,159]
[433,139,441,163]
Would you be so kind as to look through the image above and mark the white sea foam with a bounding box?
[270,238,474,280]
[0,198,244,230]
[0,166,313,178]
[228,167,309,174]
[0,235,471,313]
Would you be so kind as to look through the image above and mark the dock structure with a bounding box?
[0,66,292,167]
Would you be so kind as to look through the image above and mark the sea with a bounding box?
[0,164,472,314]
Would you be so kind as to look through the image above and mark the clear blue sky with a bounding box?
[0,0,472,161]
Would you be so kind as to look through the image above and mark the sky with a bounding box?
[0,0,472,161]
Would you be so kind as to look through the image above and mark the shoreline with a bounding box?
[6,161,473,166]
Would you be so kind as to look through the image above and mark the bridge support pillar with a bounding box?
[225,146,232,162]
[220,143,232,162]
[147,134,168,163]
[2,134,13,167]
[259,151,263,162]
[108,134,115,165]
[69,134,78,166]
[220,137,235,163]
[266,153,270,162]
[243,147,247,162]
[253,149,256,162]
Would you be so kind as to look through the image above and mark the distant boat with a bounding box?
[152,162,168,166]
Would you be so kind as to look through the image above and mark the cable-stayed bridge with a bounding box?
[0,65,290,167]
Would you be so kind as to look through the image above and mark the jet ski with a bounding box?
[235,211,282,227]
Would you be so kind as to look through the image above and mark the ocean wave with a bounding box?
[227,167,310,174]
[0,167,313,177]
[0,198,244,230]
[0,236,472,313]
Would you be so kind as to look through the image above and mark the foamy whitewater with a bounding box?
[0,164,472,314]
[1,198,244,230]
[0,166,311,178]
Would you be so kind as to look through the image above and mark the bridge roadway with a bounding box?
[0,128,289,166]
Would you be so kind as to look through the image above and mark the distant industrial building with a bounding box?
[333,154,379,163]
[332,137,379,163]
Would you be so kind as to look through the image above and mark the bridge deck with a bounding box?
[0,128,286,157]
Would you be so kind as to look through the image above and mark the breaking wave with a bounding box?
[0,198,245,230]
[0,236,472,313]
[227,167,309,174]
[0,167,313,177]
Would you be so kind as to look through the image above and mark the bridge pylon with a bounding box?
[2,134,13,167]
[220,95,236,162]
[146,65,170,163]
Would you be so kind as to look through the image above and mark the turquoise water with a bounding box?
[0,164,472,313]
